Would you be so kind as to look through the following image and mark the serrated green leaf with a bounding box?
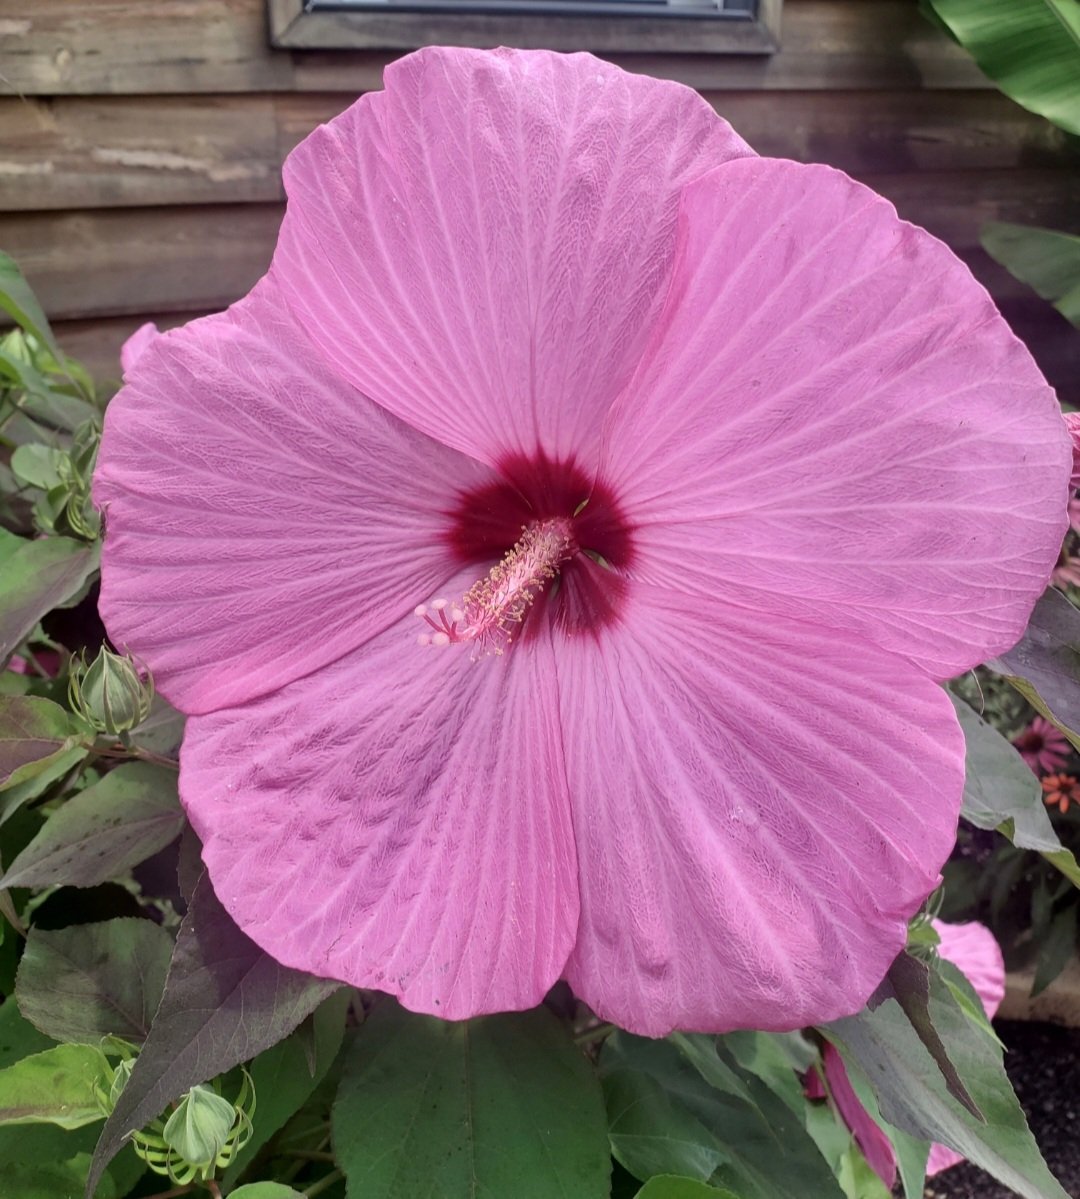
[0,1042,109,1129]
[926,0,1080,134]
[0,530,98,665]
[0,252,60,360]
[16,919,173,1044]
[86,873,336,1198]
[1,761,185,890]
[333,1001,610,1199]
[220,989,350,1189]
[0,695,91,794]
[822,968,1068,1199]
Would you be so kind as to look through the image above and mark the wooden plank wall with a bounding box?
[0,0,1077,399]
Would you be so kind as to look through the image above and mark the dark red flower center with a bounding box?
[438,451,634,646]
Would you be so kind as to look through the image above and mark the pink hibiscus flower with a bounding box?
[119,322,160,375]
[812,921,1006,1186]
[1064,412,1080,489]
[93,48,1069,1036]
[1014,716,1070,775]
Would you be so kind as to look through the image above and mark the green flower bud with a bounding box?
[108,1057,134,1110]
[162,1085,238,1172]
[69,647,154,735]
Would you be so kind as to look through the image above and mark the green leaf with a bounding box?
[0,1001,136,1196]
[822,967,1068,1199]
[220,989,350,1189]
[87,873,337,1198]
[0,251,60,359]
[1,761,186,890]
[0,1042,109,1129]
[951,694,1060,851]
[228,1185,306,1199]
[601,1033,843,1199]
[11,444,68,491]
[333,1000,610,1199]
[1033,903,1078,995]
[603,1062,728,1183]
[982,223,1080,327]
[6,1154,117,1199]
[635,1178,743,1199]
[990,589,1080,740]
[872,951,980,1118]
[952,691,1080,888]
[0,695,90,793]
[15,919,173,1044]
[0,530,99,664]
[926,0,1080,134]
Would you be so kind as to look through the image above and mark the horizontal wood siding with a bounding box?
[1,0,1077,402]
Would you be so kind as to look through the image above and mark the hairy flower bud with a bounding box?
[69,647,153,735]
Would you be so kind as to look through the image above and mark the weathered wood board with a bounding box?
[0,0,987,96]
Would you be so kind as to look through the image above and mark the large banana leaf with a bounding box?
[926,0,1080,135]
[982,222,1080,327]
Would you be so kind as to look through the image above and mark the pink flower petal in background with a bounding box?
[1064,412,1080,488]
[821,1042,898,1189]
[181,592,577,1018]
[819,920,1005,1182]
[272,46,751,468]
[557,585,962,1036]
[95,279,492,714]
[602,157,1069,680]
[119,322,160,374]
[95,48,1069,1034]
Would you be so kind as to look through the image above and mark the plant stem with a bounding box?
[286,1150,336,1162]
[303,1170,344,1198]
[574,1022,615,1046]
[141,1185,196,1199]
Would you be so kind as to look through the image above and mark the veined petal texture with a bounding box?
[273,46,752,467]
[556,584,964,1036]
[95,279,492,715]
[181,597,578,1019]
[603,157,1070,679]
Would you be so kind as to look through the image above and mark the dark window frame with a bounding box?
[268,0,781,54]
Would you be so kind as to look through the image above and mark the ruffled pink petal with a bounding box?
[272,47,751,468]
[822,1045,898,1190]
[556,583,964,1036]
[180,594,578,1018]
[932,919,1006,1021]
[119,322,160,374]
[95,279,492,715]
[602,157,1070,680]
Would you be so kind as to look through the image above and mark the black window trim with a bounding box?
[268,0,781,54]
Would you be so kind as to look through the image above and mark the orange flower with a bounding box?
[1042,773,1080,814]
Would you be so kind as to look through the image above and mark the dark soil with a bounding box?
[923,1020,1079,1199]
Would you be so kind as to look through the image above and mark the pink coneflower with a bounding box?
[93,48,1069,1036]
[1014,716,1070,774]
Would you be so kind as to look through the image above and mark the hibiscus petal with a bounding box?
[95,279,492,715]
[602,157,1070,679]
[932,919,1006,1021]
[180,599,578,1018]
[822,1045,898,1190]
[556,584,963,1036]
[272,47,750,467]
